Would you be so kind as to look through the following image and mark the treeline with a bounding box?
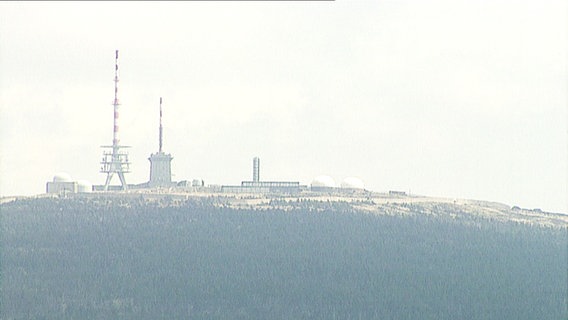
[1,197,566,319]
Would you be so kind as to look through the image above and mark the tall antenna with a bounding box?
[113,50,120,146]
[159,97,163,153]
[101,50,130,191]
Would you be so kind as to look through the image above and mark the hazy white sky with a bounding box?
[1,1,566,213]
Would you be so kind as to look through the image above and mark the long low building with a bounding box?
[222,181,305,194]
[220,186,271,194]
[221,157,305,194]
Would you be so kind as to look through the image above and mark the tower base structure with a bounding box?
[148,151,173,188]
[100,146,131,191]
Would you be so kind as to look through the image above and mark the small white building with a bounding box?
[340,177,365,190]
[46,173,92,194]
[311,175,337,192]
[46,173,77,194]
[76,180,93,193]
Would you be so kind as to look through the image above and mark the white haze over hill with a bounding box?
[0,1,566,213]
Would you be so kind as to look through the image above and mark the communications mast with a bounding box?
[100,50,130,191]
[148,97,173,187]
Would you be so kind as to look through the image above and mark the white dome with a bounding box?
[311,175,336,188]
[53,172,73,182]
[341,177,365,190]
[76,180,92,193]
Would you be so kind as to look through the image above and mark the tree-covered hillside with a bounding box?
[1,196,566,319]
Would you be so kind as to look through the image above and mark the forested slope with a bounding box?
[1,196,566,319]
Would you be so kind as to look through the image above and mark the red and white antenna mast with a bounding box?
[100,50,130,191]
[113,50,120,147]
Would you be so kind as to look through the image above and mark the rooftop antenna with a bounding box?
[100,50,130,191]
[159,97,163,153]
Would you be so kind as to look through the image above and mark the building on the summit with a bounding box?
[148,97,174,188]
[221,157,304,194]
